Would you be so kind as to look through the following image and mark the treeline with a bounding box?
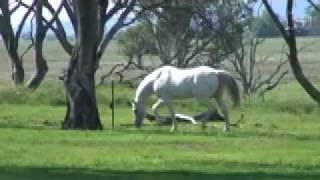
[256,7,320,37]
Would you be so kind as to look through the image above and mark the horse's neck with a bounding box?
[135,77,154,107]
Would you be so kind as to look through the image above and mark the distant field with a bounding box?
[256,37,320,82]
[1,37,320,83]
[0,39,123,82]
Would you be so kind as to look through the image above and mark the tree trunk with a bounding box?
[26,0,48,89]
[62,0,103,130]
[262,0,320,104]
[286,0,320,103]
[0,0,24,85]
[288,53,320,103]
[137,54,143,68]
[2,34,25,85]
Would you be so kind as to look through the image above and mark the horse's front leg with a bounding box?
[216,98,230,132]
[152,99,164,123]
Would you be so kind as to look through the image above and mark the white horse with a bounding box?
[132,66,240,132]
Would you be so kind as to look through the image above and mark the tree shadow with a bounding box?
[1,121,320,142]
[114,127,320,141]
[0,166,319,180]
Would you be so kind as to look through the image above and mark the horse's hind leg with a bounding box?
[216,98,230,132]
[163,99,176,132]
[200,99,217,130]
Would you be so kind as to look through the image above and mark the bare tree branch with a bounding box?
[255,60,288,91]
[97,0,137,59]
[259,70,288,96]
[42,0,65,30]
[307,0,320,13]
[15,1,36,47]
[43,0,73,55]
[63,0,77,35]
[9,0,21,15]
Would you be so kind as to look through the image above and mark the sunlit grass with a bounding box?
[0,81,320,179]
[0,37,320,179]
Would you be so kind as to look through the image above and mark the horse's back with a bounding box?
[153,66,193,97]
[190,66,220,98]
[153,66,221,99]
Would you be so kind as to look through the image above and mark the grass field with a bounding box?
[0,82,319,179]
[0,38,320,179]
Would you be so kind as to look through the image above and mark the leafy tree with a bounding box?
[255,9,282,37]
[304,3,320,36]
[117,21,156,68]
[117,0,256,69]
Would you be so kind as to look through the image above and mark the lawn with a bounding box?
[0,37,320,179]
[0,82,319,179]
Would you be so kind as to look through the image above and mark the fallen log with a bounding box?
[146,112,244,127]
[146,111,225,125]
[120,112,244,128]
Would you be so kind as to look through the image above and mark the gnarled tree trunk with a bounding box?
[62,0,102,130]
[27,0,48,89]
[285,1,320,103]
[2,31,25,85]
[0,0,24,85]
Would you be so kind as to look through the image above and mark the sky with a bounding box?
[257,0,310,20]
[10,0,69,28]
[8,0,314,31]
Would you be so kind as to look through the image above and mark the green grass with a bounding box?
[0,82,320,179]
[1,128,320,180]
[0,37,320,179]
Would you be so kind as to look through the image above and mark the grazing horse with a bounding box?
[132,66,240,132]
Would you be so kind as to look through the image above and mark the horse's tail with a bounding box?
[218,72,240,107]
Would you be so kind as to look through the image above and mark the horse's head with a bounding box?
[132,101,145,128]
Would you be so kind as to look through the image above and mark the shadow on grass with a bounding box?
[1,122,320,142]
[0,166,319,180]
[113,127,320,141]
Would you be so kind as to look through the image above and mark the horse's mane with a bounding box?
[134,67,167,102]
